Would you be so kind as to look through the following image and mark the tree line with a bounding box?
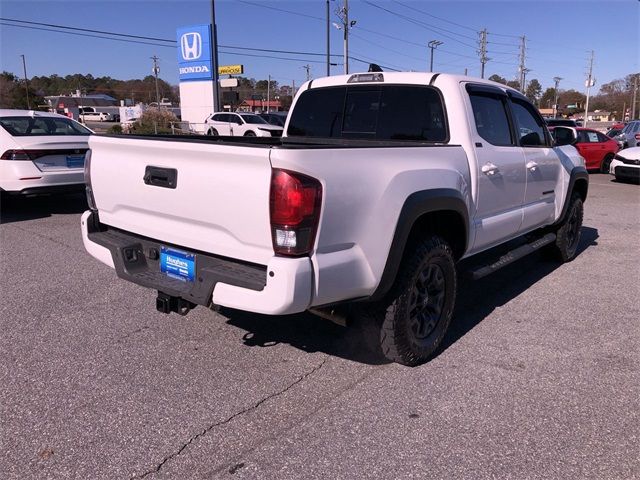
[2,71,637,119]
[488,72,640,119]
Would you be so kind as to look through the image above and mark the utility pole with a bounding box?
[303,65,311,82]
[19,54,30,109]
[335,0,355,74]
[632,75,638,120]
[583,50,595,128]
[326,0,330,76]
[521,68,531,95]
[211,0,221,112]
[151,55,161,108]
[428,40,443,72]
[518,35,527,93]
[267,74,271,113]
[478,29,488,79]
[552,76,563,118]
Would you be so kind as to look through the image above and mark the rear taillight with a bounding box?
[0,149,49,160]
[84,149,97,210]
[269,169,322,256]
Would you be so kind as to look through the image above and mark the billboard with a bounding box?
[176,24,213,82]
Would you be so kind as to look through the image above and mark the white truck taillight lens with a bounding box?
[84,149,97,210]
[269,169,322,256]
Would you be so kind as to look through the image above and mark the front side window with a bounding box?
[469,94,513,146]
[0,116,91,136]
[510,99,547,147]
[287,85,447,142]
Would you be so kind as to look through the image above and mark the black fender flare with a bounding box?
[369,188,469,302]
[554,166,588,226]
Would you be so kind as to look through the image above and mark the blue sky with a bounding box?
[1,0,638,93]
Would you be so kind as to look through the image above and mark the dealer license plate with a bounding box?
[160,247,195,282]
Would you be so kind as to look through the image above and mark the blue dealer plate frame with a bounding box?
[66,155,85,168]
[160,247,196,282]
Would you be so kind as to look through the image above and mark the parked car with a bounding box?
[545,118,577,127]
[606,128,623,138]
[204,112,283,137]
[609,146,640,183]
[551,127,619,172]
[616,120,640,149]
[82,72,588,366]
[572,128,620,172]
[259,112,288,127]
[0,109,91,195]
[79,107,112,122]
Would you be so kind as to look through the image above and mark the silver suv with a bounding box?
[617,120,640,149]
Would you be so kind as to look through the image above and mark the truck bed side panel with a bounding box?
[271,145,471,306]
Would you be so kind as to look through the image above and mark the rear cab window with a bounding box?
[287,85,448,142]
[0,116,91,136]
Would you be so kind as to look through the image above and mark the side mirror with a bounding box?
[552,126,577,146]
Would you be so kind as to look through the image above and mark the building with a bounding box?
[236,99,283,113]
[574,110,616,122]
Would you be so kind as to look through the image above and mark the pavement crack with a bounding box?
[6,224,82,253]
[131,356,328,479]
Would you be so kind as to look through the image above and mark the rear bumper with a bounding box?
[0,160,84,194]
[81,210,313,315]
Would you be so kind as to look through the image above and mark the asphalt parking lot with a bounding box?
[1,174,638,479]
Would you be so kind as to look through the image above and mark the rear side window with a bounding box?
[469,94,513,146]
[287,85,447,142]
[0,116,91,136]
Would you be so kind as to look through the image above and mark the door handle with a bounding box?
[481,163,499,176]
[526,161,538,172]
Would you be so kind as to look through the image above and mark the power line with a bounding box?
[390,0,479,41]
[0,16,175,42]
[0,20,343,66]
[361,1,479,50]
[236,0,324,22]
[349,32,424,62]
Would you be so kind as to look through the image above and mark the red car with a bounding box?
[552,127,619,172]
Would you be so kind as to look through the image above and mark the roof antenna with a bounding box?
[368,63,383,72]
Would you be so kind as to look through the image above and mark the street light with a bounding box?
[428,40,443,72]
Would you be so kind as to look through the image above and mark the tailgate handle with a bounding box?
[143,166,177,189]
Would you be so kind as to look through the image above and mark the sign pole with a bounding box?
[211,0,220,112]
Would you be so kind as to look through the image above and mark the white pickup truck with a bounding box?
[82,72,588,366]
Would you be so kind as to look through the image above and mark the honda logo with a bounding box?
[180,32,202,60]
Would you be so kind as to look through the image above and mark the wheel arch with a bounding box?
[369,189,469,302]
[554,167,588,226]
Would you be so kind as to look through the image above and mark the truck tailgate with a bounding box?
[89,135,274,266]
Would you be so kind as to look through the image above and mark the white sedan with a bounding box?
[204,112,283,137]
[609,147,640,184]
[0,109,92,196]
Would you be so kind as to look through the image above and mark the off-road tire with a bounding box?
[601,154,614,173]
[549,193,583,262]
[207,128,218,136]
[363,236,457,367]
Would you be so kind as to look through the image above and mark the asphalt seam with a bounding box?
[131,356,329,479]
[3,223,83,253]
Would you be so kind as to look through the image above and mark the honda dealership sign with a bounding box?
[176,24,213,81]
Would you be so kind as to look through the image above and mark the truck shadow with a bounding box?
[0,193,87,224]
[224,226,599,366]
